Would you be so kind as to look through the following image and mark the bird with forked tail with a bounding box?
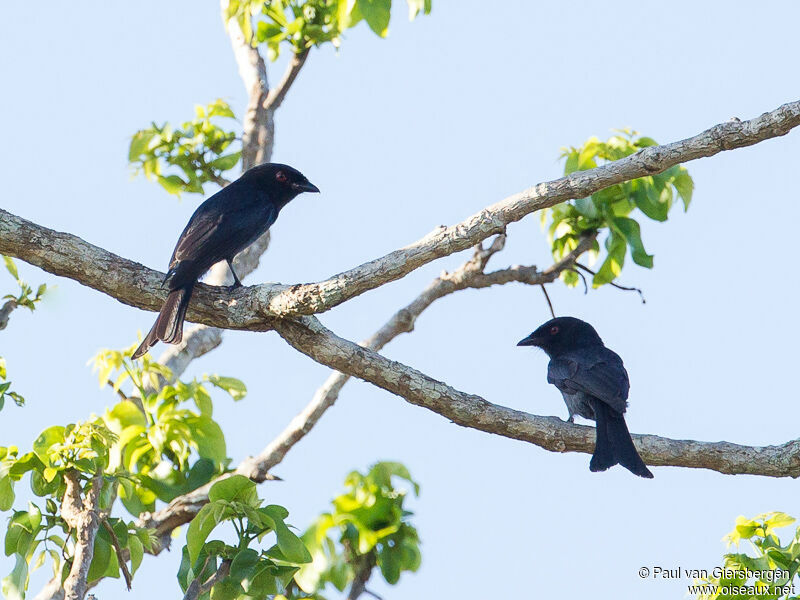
[132,163,319,359]
[517,316,653,478]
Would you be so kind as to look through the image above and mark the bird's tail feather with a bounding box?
[132,285,193,359]
[589,399,653,479]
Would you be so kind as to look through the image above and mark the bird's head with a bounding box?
[516,316,603,356]
[243,163,320,200]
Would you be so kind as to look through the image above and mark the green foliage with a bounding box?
[91,343,246,514]
[129,99,241,196]
[295,461,421,595]
[693,512,800,599]
[0,342,248,598]
[178,475,310,599]
[543,130,694,287]
[224,0,432,60]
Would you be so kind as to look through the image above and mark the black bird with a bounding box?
[517,316,653,478]
[132,163,319,359]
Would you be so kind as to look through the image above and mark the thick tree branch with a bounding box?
[3,101,799,331]
[61,472,102,600]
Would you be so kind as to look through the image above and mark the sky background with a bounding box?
[2,1,800,598]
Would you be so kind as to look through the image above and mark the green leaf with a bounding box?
[209,152,241,172]
[33,426,65,466]
[129,130,157,161]
[186,501,226,563]
[211,577,244,600]
[1,554,27,600]
[378,543,401,584]
[208,475,257,505]
[633,177,669,221]
[157,175,187,195]
[261,506,311,564]
[185,416,227,465]
[229,548,260,584]
[0,476,14,510]
[612,217,653,268]
[593,233,626,287]
[406,0,431,19]
[672,169,694,210]
[3,257,18,281]
[338,0,363,29]
[359,0,391,37]
[87,533,114,582]
[206,375,247,401]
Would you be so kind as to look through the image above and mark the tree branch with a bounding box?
[221,0,271,171]
[0,298,17,331]
[182,558,231,600]
[61,472,102,600]
[264,49,308,112]
[3,101,799,332]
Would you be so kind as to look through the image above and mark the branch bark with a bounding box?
[61,472,102,600]
[0,298,17,331]
[3,101,799,332]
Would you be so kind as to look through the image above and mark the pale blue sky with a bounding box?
[2,1,800,598]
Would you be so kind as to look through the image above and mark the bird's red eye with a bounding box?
[276,171,288,183]
[550,326,559,335]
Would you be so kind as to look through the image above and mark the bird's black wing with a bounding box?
[169,196,277,268]
[547,347,629,414]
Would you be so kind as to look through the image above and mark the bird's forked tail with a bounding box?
[589,398,653,479]
[132,284,193,359]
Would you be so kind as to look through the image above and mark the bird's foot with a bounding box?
[229,280,243,290]
[565,415,575,424]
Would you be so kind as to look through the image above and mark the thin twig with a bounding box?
[574,263,646,303]
[539,283,556,318]
[101,518,132,590]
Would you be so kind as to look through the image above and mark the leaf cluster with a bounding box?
[543,130,694,287]
[225,0,432,60]
[295,461,421,596]
[695,512,800,599]
[179,475,311,600]
[128,99,241,196]
[0,343,247,598]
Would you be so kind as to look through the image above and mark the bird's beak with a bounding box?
[293,180,320,194]
[516,334,543,347]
